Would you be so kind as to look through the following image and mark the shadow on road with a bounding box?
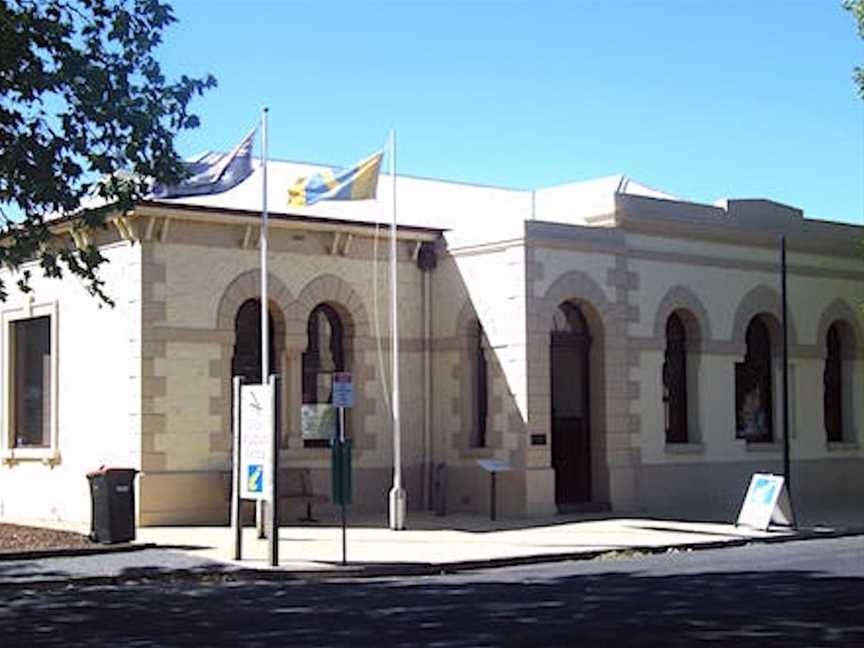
[3,566,863,646]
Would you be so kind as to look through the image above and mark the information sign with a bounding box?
[301,404,337,440]
[240,384,272,501]
[476,459,511,522]
[476,459,512,473]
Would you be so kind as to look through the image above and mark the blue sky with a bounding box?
[161,0,863,223]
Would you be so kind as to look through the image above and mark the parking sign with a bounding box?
[332,372,354,408]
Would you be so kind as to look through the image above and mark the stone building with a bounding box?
[1,161,861,525]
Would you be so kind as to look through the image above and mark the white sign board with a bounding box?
[240,384,272,501]
[736,473,794,530]
[301,404,337,440]
[332,372,354,408]
[477,459,512,473]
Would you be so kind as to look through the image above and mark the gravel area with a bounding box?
[0,523,94,554]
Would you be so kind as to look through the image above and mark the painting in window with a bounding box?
[663,313,688,443]
[302,304,345,446]
[824,323,843,442]
[735,317,773,442]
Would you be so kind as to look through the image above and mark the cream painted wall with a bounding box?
[627,233,864,274]
[154,242,424,336]
[448,244,528,449]
[633,259,864,343]
[630,231,864,468]
[532,248,616,306]
[140,222,432,518]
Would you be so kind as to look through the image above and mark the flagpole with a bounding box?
[388,129,406,530]
[780,235,797,528]
[261,107,269,391]
[257,107,269,538]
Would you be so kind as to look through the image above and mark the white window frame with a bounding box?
[1,300,60,466]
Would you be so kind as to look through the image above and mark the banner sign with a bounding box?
[240,384,272,501]
[736,473,794,530]
[301,404,337,440]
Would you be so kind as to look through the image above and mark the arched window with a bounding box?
[554,301,589,335]
[550,301,593,505]
[302,304,345,447]
[471,320,488,448]
[232,299,275,384]
[824,323,843,442]
[663,313,688,443]
[736,317,773,442]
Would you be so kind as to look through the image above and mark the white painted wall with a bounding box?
[0,240,142,524]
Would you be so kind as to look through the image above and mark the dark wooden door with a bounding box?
[550,332,591,505]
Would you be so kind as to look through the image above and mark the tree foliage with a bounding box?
[845,0,864,99]
[0,0,215,303]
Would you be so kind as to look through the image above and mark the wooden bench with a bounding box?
[279,467,328,522]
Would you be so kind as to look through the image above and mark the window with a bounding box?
[735,317,773,442]
[231,299,275,385]
[824,323,843,442]
[302,304,344,447]
[11,317,51,448]
[471,321,488,448]
[663,313,688,443]
[3,304,58,462]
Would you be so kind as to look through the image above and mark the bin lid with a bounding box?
[86,466,139,478]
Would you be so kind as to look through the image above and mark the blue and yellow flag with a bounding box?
[288,150,384,207]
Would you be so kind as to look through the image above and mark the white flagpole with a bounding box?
[257,107,269,538]
[261,107,269,385]
[388,129,406,530]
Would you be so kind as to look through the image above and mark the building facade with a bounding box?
[1,163,861,525]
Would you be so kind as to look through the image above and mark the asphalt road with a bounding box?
[2,536,862,646]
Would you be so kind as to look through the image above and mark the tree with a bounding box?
[0,0,215,303]
[845,0,864,99]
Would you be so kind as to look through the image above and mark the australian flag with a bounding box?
[152,129,256,198]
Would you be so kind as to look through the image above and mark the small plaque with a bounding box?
[530,434,547,446]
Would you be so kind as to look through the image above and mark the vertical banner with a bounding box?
[240,383,273,501]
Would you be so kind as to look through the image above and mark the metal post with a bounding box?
[340,406,347,565]
[780,236,796,527]
[257,107,270,539]
[490,472,497,522]
[231,376,243,560]
[260,107,270,395]
[388,129,406,530]
[781,236,789,486]
[269,374,279,567]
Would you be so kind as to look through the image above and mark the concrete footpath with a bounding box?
[1,512,861,587]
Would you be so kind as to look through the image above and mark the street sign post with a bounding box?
[331,372,353,564]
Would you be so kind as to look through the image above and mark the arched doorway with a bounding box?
[550,301,592,507]
[232,298,277,384]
